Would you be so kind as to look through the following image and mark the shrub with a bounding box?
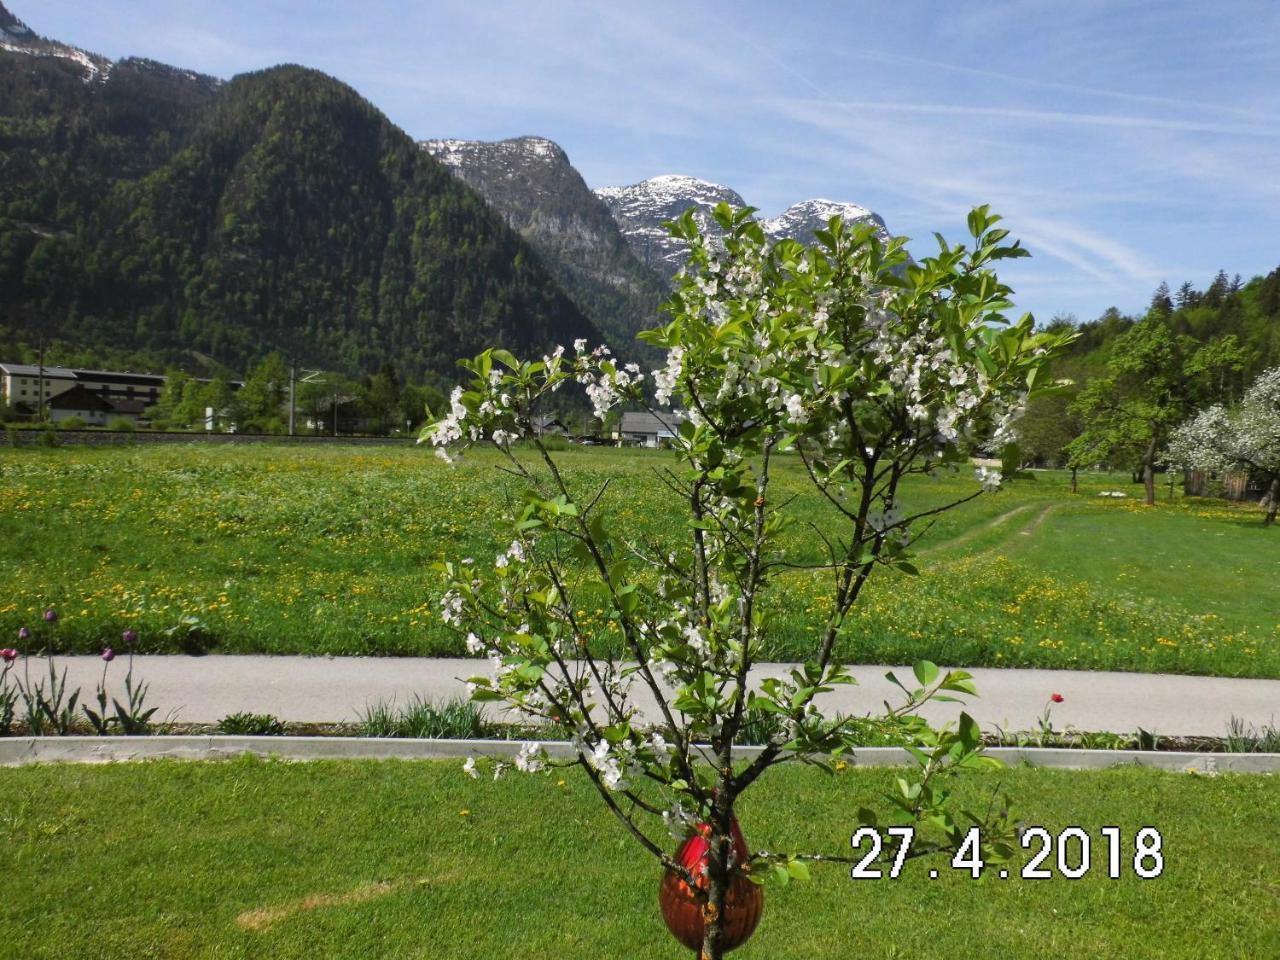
[218,712,286,736]
[359,696,491,739]
[58,416,88,430]
[107,417,137,432]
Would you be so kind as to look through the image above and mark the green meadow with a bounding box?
[1,443,1277,676]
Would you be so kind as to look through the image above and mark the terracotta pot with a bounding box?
[658,816,764,953]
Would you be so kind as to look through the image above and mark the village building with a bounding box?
[1,362,168,425]
[530,415,571,438]
[1,362,163,425]
[616,410,686,448]
[45,384,116,425]
[0,363,77,412]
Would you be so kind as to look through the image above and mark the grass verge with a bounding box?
[0,759,1275,958]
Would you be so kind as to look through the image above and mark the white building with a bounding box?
[616,411,686,448]
[0,363,76,410]
[1,362,166,424]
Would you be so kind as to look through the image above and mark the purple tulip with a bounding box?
[122,628,138,646]
[101,647,115,662]
[43,608,58,623]
[17,626,30,641]
[0,648,17,663]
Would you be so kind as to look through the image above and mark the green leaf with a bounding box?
[786,860,811,881]
[912,660,939,687]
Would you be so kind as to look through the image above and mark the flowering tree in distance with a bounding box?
[427,204,1072,958]
[1168,366,1280,524]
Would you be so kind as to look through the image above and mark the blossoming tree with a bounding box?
[1168,366,1280,524]
[427,204,1071,958]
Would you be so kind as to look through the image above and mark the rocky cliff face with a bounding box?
[594,175,747,281]
[421,136,668,350]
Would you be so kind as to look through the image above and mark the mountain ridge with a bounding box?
[596,175,893,280]
[420,135,668,351]
[0,3,603,379]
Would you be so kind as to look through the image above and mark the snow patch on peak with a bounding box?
[0,37,112,83]
[779,198,876,221]
[420,138,471,167]
[762,198,888,244]
[593,175,748,280]
[421,136,570,169]
[596,174,745,209]
[510,136,567,161]
[0,3,113,84]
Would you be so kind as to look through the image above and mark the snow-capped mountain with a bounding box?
[595,176,892,280]
[762,198,888,245]
[595,175,748,280]
[421,136,668,349]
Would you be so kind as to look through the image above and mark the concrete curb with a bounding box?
[1,736,1278,773]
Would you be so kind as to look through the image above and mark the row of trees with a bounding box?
[147,355,446,435]
[1017,266,1280,507]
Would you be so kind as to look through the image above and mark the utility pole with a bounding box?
[36,327,46,423]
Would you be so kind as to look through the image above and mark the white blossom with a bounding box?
[515,741,546,773]
[654,347,684,406]
[976,466,1003,493]
[785,394,807,425]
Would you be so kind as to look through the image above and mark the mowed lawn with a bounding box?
[1,443,1277,676]
[0,758,1275,959]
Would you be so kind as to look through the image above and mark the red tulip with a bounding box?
[0,648,17,663]
[1050,693,1065,703]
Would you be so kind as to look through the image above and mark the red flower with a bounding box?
[1050,693,1065,703]
[0,648,17,663]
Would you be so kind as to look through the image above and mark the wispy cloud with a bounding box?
[27,0,1280,322]
[768,97,1280,139]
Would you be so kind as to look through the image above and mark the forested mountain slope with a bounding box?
[0,3,601,378]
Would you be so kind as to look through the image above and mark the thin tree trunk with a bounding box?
[1265,476,1279,526]
[1070,466,1078,494]
[699,814,731,960]
[1142,437,1157,505]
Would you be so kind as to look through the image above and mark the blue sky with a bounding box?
[25,0,1280,325]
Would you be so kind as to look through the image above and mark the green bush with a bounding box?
[58,416,88,430]
[107,417,137,432]
[359,696,491,739]
[217,712,286,736]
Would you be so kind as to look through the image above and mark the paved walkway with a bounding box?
[33,656,1280,737]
